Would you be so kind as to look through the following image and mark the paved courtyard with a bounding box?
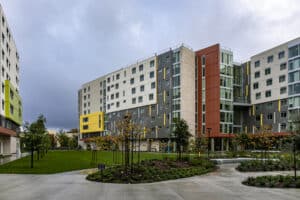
[0,164,299,200]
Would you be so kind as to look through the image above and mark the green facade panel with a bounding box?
[4,80,22,125]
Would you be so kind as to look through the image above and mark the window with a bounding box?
[107,77,111,83]
[266,78,272,86]
[174,51,180,63]
[256,115,260,121]
[130,78,134,84]
[140,74,144,81]
[288,71,300,83]
[265,90,271,97]
[267,55,273,63]
[279,75,286,83]
[256,92,261,99]
[173,76,180,87]
[151,82,155,89]
[131,87,136,94]
[10,89,14,100]
[254,71,260,78]
[115,83,119,89]
[82,117,89,122]
[111,94,114,100]
[116,92,119,98]
[281,112,287,118]
[150,60,155,67]
[281,99,287,106]
[139,64,143,72]
[280,87,287,94]
[140,85,144,92]
[83,125,89,130]
[278,51,285,59]
[281,123,287,130]
[289,45,299,58]
[116,74,120,80]
[173,63,180,75]
[116,102,120,108]
[149,93,154,100]
[253,82,259,89]
[288,83,300,95]
[132,98,136,104]
[132,67,136,74]
[280,63,287,70]
[254,60,260,67]
[267,113,273,120]
[138,96,143,103]
[265,68,271,75]
[149,71,154,78]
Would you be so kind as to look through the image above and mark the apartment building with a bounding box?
[78,38,300,151]
[0,4,22,156]
[78,45,195,151]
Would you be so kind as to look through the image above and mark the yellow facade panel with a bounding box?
[80,112,104,134]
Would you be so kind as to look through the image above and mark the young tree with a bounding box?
[235,133,250,151]
[23,115,47,168]
[173,118,191,160]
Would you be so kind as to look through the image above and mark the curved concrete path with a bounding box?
[0,164,299,200]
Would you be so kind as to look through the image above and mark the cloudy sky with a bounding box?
[0,0,299,130]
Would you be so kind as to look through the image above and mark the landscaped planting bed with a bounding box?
[86,158,216,183]
[243,175,300,188]
[236,159,299,172]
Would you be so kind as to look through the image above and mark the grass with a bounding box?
[0,150,176,174]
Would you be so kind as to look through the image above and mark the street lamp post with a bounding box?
[207,128,212,159]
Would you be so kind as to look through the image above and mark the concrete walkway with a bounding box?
[0,164,299,200]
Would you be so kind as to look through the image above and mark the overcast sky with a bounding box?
[0,0,299,130]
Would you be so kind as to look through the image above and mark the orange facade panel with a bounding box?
[196,44,221,138]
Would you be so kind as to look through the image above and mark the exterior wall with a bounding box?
[105,57,157,113]
[247,99,288,133]
[78,45,195,151]
[180,47,196,136]
[0,4,21,155]
[79,112,104,134]
[287,38,300,129]
[250,43,288,104]
[196,44,221,137]
[233,62,251,134]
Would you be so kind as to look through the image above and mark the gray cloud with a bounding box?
[0,0,298,129]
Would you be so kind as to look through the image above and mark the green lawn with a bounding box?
[0,150,175,174]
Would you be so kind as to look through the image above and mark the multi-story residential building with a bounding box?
[78,45,195,151]
[78,38,300,151]
[0,4,22,156]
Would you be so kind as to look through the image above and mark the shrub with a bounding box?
[243,175,300,188]
[86,158,216,183]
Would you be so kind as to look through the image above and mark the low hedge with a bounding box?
[237,160,299,172]
[243,175,300,188]
[86,158,216,183]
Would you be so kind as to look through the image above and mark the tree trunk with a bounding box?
[31,147,34,168]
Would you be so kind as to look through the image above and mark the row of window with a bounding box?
[253,75,286,89]
[254,51,285,67]
[254,100,287,111]
[255,112,287,121]
[106,60,155,84]
[255,87,287,99]
[106,94,155,110]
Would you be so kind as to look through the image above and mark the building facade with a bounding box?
[78,38,300,151]
[0,4,22,156]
